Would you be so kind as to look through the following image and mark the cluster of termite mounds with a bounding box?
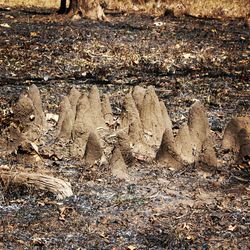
[0,84,249,198]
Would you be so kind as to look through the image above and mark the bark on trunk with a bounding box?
[58,0,67,14]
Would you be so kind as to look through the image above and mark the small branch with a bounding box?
[0,169,73,199]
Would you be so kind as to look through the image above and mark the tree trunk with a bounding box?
[59,0,106,21]
[58,0,67,14]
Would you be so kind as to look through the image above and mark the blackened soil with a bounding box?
[0,8,249,250]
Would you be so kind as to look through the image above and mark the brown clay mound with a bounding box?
[222,117,250,152]
[110,147,129,180]
[188,101,210,154]
[27,84,46,129]
[120,92,144,144]
[57,96,74,140]
[70,94,93,158]
[156,101,215,169]
[68,87,81,121]
[1,84,248,171]
[156,128,183,169]
[89,85,106,129]
[132,85,146,115]
[84,132,103,165]
[140,86,165,147]
[102,94,114,126]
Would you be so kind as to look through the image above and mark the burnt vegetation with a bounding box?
[0,3,250,250]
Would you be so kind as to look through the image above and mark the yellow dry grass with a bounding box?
[0,0,249,18]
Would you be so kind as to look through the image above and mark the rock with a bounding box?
[101,94,113,126]
[110,147,129,180]
[222,117,250,152]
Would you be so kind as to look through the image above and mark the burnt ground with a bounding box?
[0,7,250,249]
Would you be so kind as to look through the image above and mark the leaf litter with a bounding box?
[0,7,250,249]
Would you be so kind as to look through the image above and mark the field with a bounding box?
[0,6,250,249]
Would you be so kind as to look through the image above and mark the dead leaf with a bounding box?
[228,225,237,231]
[30,31,38,37]
[127,245,137,250]
[0,23,11,28]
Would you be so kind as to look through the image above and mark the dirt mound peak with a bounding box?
[188,101,210,153]
[110,146,129,180]
[68,87,81,121]
[132,85,146,114]
[27,84,46,129]
[57,96,74,140]
[84,131,103,165]
[222,116,250,152]
[140,86,166,147]
[89,85,107,129]
[157,101,215,169]
[101,94,114,126]
[1,84,247,171]
[120,92,144,144]
[70,93,93,158]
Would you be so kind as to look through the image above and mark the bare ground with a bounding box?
[0,8,250,249]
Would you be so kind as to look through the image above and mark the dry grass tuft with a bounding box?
[0,0,249,18]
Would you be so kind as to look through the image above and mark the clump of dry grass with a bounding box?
[0,0,249,18]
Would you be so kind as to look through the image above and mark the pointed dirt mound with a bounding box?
[188,101,210,153]
[156,102,212,169]
[116,131,134,166]
[110,147,129,180]
[175,124,194,164]
[57,96,74,140]
[132,85,146,115]
[160,101,172,132]
[199,136,218,167]
[84,132,103,165]
[222,117,250,152]
[27,84,46,129]
[237,128,250,164]
[70,94,93,158]
[89,85,106,129]
[120,92,144,144]
[102,94,113,126]
[68,87,81,121]
[12,94,35,133]
[12,93,42,142]
[156,128,183,169]
[140,86,165,147]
